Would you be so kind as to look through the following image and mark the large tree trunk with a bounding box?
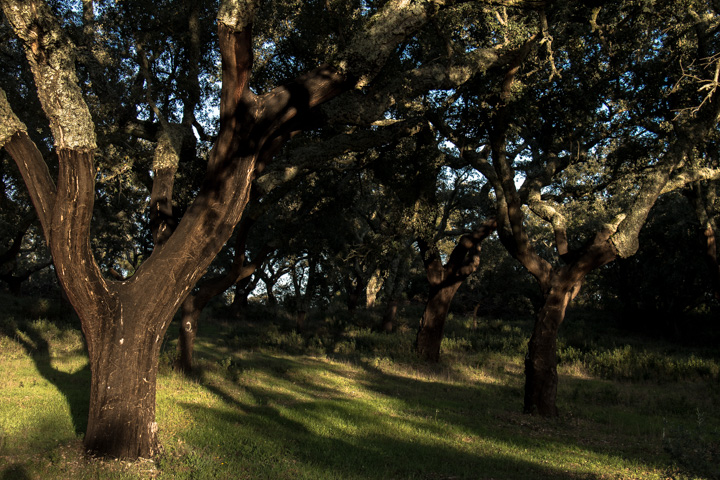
[83,306,171,458]
[2,0,495,460]
[519,233,617,416]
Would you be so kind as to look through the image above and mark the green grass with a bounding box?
[1,298,719,479]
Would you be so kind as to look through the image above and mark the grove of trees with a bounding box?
[2,0,720,461]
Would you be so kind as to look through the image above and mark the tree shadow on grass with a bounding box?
[0,319,90,436]
[0,464,31,480]
[170,353,617,480]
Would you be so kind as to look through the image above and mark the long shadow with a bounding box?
[174,315,710,478]
[175,353,609,480]
[0,318,90,435]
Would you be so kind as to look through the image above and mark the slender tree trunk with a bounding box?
[376,250,411,332]
[472,303,480,329]
[416,278,463,361]
[230,274,255,318]
[523,278,577,416]
[346,276,366,312]
[266,284,277,306]
[415,218,497,361]
[174,227,269,374]
[175,300,201,374]
[381,299,398,333]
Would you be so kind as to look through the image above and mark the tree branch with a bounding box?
[0,89,57,239]
[1,0,96,150]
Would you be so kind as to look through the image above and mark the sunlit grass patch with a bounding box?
[153,347,678,479]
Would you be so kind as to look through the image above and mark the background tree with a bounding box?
[431,0,720,415]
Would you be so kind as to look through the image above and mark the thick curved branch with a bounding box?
[661,167,720,194]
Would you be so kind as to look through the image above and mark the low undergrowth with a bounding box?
[1,297,719,479]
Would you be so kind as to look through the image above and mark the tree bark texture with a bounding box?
[83,306,166,458]
[415,218,496,361]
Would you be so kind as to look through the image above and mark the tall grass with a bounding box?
[1,296,719,479]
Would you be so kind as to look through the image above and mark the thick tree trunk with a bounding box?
[83,306,172,458]
[521,234,616,416]
[2,0,483,461]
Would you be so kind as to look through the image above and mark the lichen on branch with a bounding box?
[1,0,96,151]
[217,0,260,32]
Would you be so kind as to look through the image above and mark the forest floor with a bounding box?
[0,296,719,479]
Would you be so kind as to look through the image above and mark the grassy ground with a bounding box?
[0,296,719,479]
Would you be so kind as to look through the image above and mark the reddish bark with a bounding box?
[3,0,487,458]
[522,233,615,416]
